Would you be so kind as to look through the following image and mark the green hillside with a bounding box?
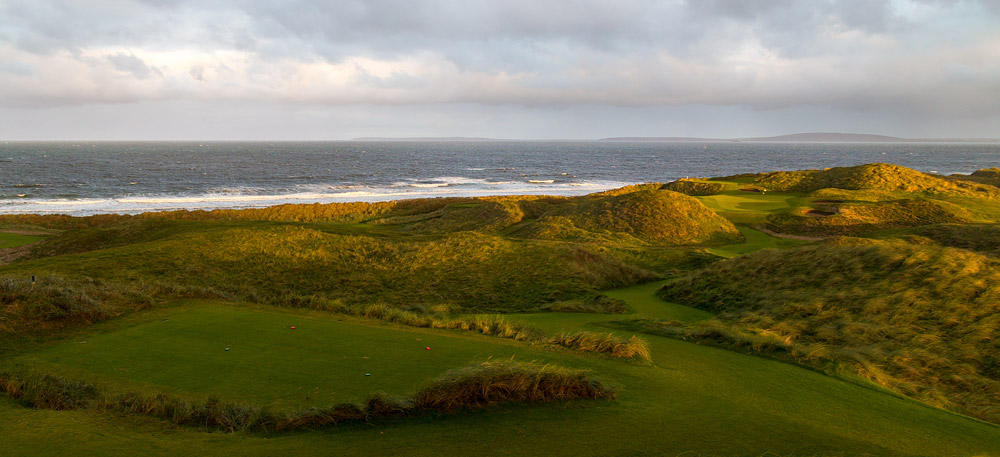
[766,198,973,236]
[752,162,1000,196]
[510,189,743,245]
[658,238,1000,423]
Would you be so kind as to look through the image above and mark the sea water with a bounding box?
[1,140,998,215]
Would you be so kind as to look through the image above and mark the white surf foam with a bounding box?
[0,179,634,215]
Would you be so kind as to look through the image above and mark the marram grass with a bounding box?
[0,361,613,433]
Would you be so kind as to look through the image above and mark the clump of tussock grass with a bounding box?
[1,361,613,433]
[412,361,615,413]
[0,363,98,410]
[547,331,651,361]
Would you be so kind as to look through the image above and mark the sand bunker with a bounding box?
[804,210,837,217]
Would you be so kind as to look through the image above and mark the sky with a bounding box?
[0,0,998,140]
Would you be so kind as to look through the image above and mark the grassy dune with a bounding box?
[3,166,1000,456]
[752,162,1000,197]
[4,227,656,312]
[658,238,1000,423]
[765,198,974,236]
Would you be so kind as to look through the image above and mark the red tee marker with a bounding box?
[425,347,431,351]
[290,326,296,330]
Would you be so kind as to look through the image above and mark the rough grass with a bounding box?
[912,223,1000,256]
[660,179,725,196]
[333,303,651,360]
[1,361,612,433]
[4,227,657,313]
[547,332,651,361]
[952,167,1000,187]
[0,276,220,338]
[765,199,973,236]
[510,189,743,245]
[752,163,1000,197]
[412,361,615,413]
[658,238,1000,423]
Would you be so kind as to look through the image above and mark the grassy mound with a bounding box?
[3,227,656,312]
[513,189,743,245]
[660,180,725,196]
[658,238,1000,423]
[953,168,1000,187]
[360,187,741,246]
[752,163,1000,197]
[765,199,972,236]
[371,200,524,234]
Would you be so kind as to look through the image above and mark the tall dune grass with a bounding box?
[656,237,1000,423]
[0,361,613,433]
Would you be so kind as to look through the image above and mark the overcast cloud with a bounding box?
[0,0,998,139]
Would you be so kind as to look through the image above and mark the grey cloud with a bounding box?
[0,60,33,76]
[106,53,160,79]
[0,0,998,137]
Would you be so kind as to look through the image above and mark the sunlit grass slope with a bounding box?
[3,226,658,312]
[766,198,974,236]
[659,237,1000,423]
[752,162,1000,197]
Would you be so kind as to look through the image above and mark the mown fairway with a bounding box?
[14,304,541,409]
[0,231,47,249]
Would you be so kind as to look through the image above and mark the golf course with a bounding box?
[3,163,1000,456]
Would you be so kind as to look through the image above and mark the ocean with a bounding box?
[2,140,998,215]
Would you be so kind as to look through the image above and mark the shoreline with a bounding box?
[0,183,635,217]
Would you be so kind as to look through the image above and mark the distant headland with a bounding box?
[352,133,999,143]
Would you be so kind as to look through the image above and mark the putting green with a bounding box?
[15,304,544,409]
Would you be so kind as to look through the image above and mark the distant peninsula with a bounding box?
[352,133,998,143]
[351,136,501,141]
[598,132,1000,143]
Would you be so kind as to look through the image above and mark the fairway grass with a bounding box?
[13,303,559,409]
[4,298,1000,455]
[0,232,47,249]
[708,225,808,258]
